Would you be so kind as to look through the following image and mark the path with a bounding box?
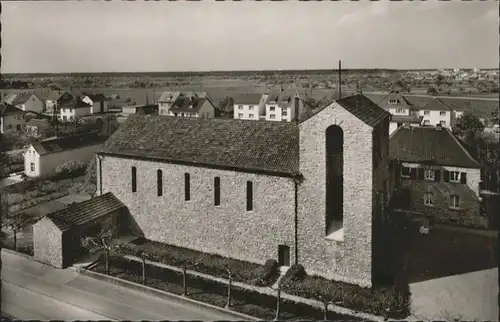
[1,249,252,321]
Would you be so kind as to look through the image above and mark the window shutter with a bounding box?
[417,168,425,180]
[443,170,450,182]
[434,170,441,182]
[410,168,417,180]
[460,172,467,184]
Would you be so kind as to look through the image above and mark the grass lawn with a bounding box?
[94,256,362,321]
[397,218,498,283]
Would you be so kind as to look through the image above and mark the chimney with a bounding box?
[338,60,342,100]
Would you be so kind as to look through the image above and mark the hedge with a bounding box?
[280,265,410,319]
[115,238,280,287]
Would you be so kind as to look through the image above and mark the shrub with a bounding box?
[250,258,279,286]
[54,160,88,179]
[282,264,306,283]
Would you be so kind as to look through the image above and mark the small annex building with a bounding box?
[33,193,129,268]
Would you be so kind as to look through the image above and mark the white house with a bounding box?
[59,99,92,122]
[81,94,108,114]
[233,93,268,120]
[24,133,105,178]
[419,98,457,129]
[45,91,74,116]
[157,91,214,118]
[264,89,302,122]
[158,91,182,116]
[0,103,25,134]
[376,91,415,116]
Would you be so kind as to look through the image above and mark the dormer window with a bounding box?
[389,99,400,104]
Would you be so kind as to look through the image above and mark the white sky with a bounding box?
[2,1,498,73]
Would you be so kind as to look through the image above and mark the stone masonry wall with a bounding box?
[99,156,296,266]
[298,102,375,288]
[33,218,63,268]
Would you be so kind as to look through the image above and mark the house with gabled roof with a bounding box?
[59,99,92,122]
[0,103,25,134]
[418,98,458,129]
[157,91,214,118]
[389,125,489,229]
[24,132,106,178]
[233,93,268,120]
[7,92,45,114]
[96,93,392,288]
[264,87,303,122]
[33,192,128,268]
[81,93,109,114]
[45,91,74,116]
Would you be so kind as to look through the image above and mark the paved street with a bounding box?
[1,250,251,321]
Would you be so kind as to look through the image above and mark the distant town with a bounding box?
[1,65,499,321]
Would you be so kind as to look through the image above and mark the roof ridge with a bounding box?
[444,128,482,167]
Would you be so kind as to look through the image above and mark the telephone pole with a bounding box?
[338,60,342,100]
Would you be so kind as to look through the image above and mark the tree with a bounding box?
[54,160,88,179]
[452,110,485,144]
[80,225,116,275]
[1,209,32,251]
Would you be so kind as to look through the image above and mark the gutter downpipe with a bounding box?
[97,153,103,196]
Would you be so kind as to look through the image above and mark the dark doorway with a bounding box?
[325,125,344,235]
[278,245,291,267]
[99,101,104,113]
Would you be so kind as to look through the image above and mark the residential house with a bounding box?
[157,91,214,118]
[0,103,25,134]
[6,92,45,114]
[419,98,457,129]
[121,104,158,117]
[45,91,75,116]
[59,99,92,122]
[389,125,489,229]
[168,92,215,118]
[233,93,268,120]
[376,91,416,116]
[81,94,109,114]
[96,94,392,288]
[264,88,303,122]
[389,115,423,135]
[24,132,106,178]
[158,91,182,116]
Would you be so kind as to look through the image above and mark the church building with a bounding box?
[96,93,392,288]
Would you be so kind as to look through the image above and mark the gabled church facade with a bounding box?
[97,94,392,288]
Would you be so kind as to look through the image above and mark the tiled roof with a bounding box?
[335,94,391,127]
[86,94,107,102]
[60,99,92,110]
[10,92,37,106]
[169,96,211,114]
[46,91,65,101]
[3,93,18,104]
[390,115,423,123]
[421,98,455,111]
[232,93,265,105]
[101,114,300,176]
[0,103,24,116]
[32,132,106,155]
[158,91,181,103]
[45,193,126,232]
[389,126,483,168]
[375,91,413,110]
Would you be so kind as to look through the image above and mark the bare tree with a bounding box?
[224,267,233,309]
[80,226,116,274]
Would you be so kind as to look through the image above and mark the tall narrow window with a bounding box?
[131,166,137,193]
[157,169,163,197]
[184,173,191,201]
[246,181,253,211]
[325,125,344,235]
[214,177,221,206]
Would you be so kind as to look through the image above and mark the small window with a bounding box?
[424,111,430,116]
[246,181,253,211]
[270,106,276,111]
[423,120,430,125]
[440,111,446,116]
[389,99,399,104]
[157,169,163,197]
[401,166,410,178]
[450,171,460,182]
[282,109,288,116]
[450,195,460,208]
[16,124,21,131]
[439,120,446,125]
[30,162,35,172]
[249,105,254,110]
[238,113,244,118]
[238,105,243,109]
[214,177,220,206]
[131,166,137,192]
[269,114,276,119]
[396,108,404,113]
[249,113,254,118]
[184,173,191,201]
[424,169,435,180]
[424,192,433,206]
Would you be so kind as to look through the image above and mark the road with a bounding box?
[1,250,252,321]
